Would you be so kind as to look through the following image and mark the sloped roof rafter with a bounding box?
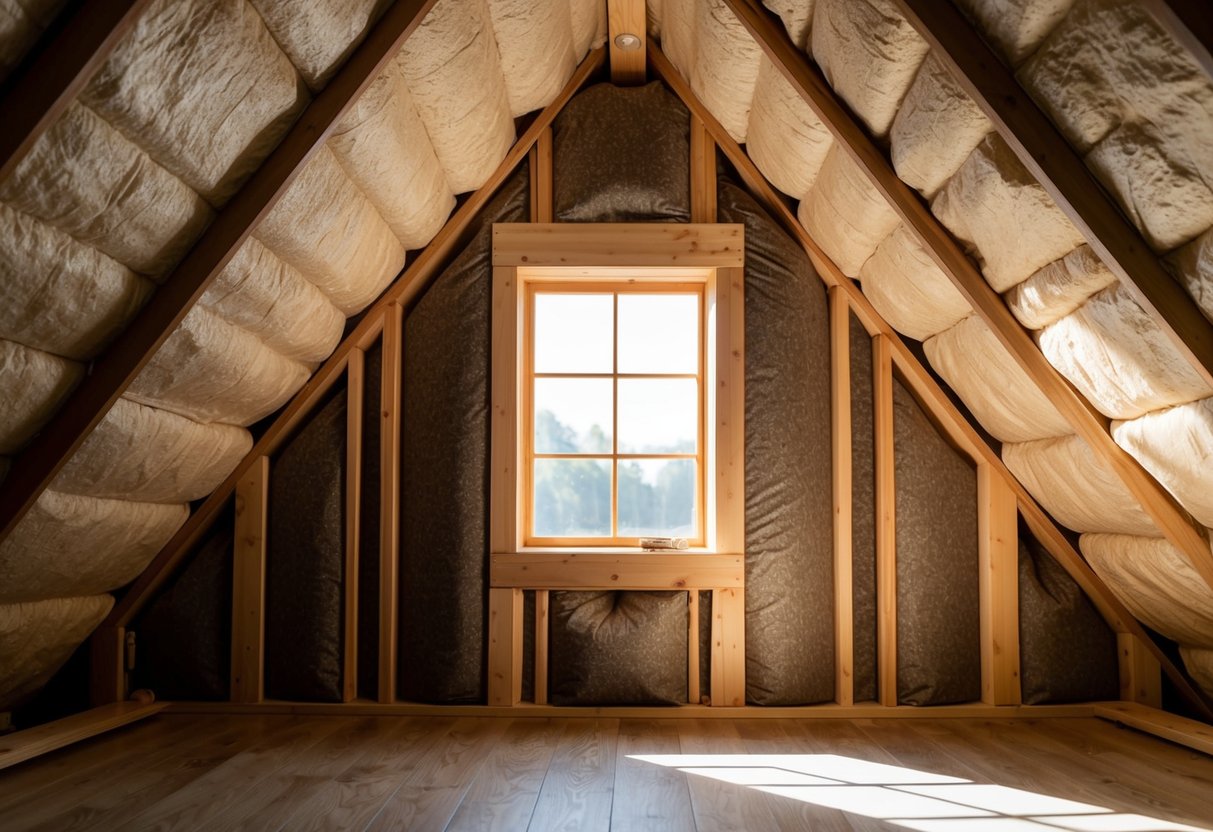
[720,0,1213,596]
[0,0,441,545]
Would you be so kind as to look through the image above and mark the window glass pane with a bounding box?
[534,293,613,373]
[534,378,612,453]
[617,378,698,453]
[617,294,698,374]
[618,459,697,537]
[533,458,612,537]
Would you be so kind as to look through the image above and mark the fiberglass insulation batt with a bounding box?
[398,167,529,704]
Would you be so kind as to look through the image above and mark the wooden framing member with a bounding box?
[1140,0,1213,81]
[873,335,897,707]
[0,0,441,546]
[488,588,523,706]
[651,41,1213,719]
[0,701,168,772]
[492,224,744,267]
[719,0,1213,595]
[343,349,365,702]
[535,590,550,705]
[529,126,553,223]
[1094,701,1213,757]
[378,304,402,703]
[893,0,1213,390]
[0,0,152,183]
[94,47,605,640]
[607,0,647,84]
[89,626,126,706]
[688,591,701,704]
[977,464,1021,705]
[690,115,718,223]
[830,286,854,706]
[491,553,743,590]
[1118,633,1163,709]
[711,588,745,707]
[231,456,269,703]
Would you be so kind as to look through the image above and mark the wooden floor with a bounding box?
[1,714,1212,831]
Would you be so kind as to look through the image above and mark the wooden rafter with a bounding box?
[649,43,1213,719]
[95,44,606,646]
[719,0,1213,595]
[0,0,153,184]
[0,0,441,545]
[607,0,647,84]
[893,0,1213,391]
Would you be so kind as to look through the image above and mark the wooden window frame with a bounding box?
[523,280,707,547]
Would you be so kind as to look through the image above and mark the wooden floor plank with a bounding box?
[527,718,619,832]
[675,718,785,832]
[445,718,563,831]
[609,719,695,832]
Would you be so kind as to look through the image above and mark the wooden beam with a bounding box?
[529,126,553,223]
[99,46,605,631]
[893,0,1213,392]
[688,591,700,705]
[491,553,743,590]
[0,701,167,772]
[534,590,549,705]
[650,41,1213,720]
[490,266,524,553]
[830,286,854,707]
[231,455,269,704]
[343,349,365,702]
[710,588,745,707]
[1141,0,1213,80]
[488,587,523,707]
[89,625,125,706]
[1094,701,1213,757]
[492,223,745,267]
[607,0,647,84]
[719,0,1213,595]
[0,0,441,546]
[690,116,717,223]
[712,267,746,555]
[978,464,1021,705]
[0,0,152,184]
[1118,633,1163,709]
[378,304,402,704]
[873,335,897,707]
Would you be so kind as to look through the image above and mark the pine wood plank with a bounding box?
[1118,633,1163,708]
[977,464,1021,705]
[528,718,619,832]
[344,349,365,703]
[690,116,717,223]
[709,588,745,707]
[444,718,562,831]
[491,266,523,554]
[873,335,896,708]
[532,127,554,223]
[830,286,854,707]
[378,303,402,704]
[713,267,746,555]
[0,702,165,773]
[87,626,125,705]
[1095,701,1213,757]
[488,588,524,707]
[231,456,269,704]
[611,719,696,832]
[491,224,745,267]
[535,590,550,706]
[0,0,441,546]
[607,0,647,84]
[491,553,743,589]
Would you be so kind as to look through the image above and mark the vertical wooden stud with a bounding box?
[607,0,647,84]
[488,587,524,706]
[713,267,745,554]
[379,304,403,703]
[343,349,365,702]
[530,127,553,223]
[688,591,701,704]
[89,626,125,705]
[978,464,1021,705]
[1119,633,1163,708]
[231,455,269,703]
[710,587,746,707]
[534,589,549,705]
[873,335,897,707]
[491,266,523,554]
[690,116,717,223]
[830,287,854,706]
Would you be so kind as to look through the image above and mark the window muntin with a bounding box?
[526,282,705,546]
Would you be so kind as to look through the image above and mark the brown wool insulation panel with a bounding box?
[810,0,928,141]
[133,512,233,700]
[1081,534,1213,653]
[924,315,1071,444]
[720,178,835,706]
[744,55,833,200]
[1018,528,1118,704]
[931,134,1085,292]
[1038,282,1213,421]
[0,596,112,711]
[0,491,185,604]
[51,398,251,504]
[250,0,389,91]
[1018,0,1213,253]
[860,224,970,342]
[1002,435,1158,536]
[889,53,991,199]
[1112,398,1213,529]
[80,0,306,207]
[0,203,152,361]
[553,82,691,223]
[799,145,900,278]
[1005,245,1117,331]
[893,380,981,706]
[358,343,382,700]
[265,389,347,702]
[398,168,529,704]
[0,339,82,454]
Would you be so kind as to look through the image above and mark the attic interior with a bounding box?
[3,0,1213,827]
